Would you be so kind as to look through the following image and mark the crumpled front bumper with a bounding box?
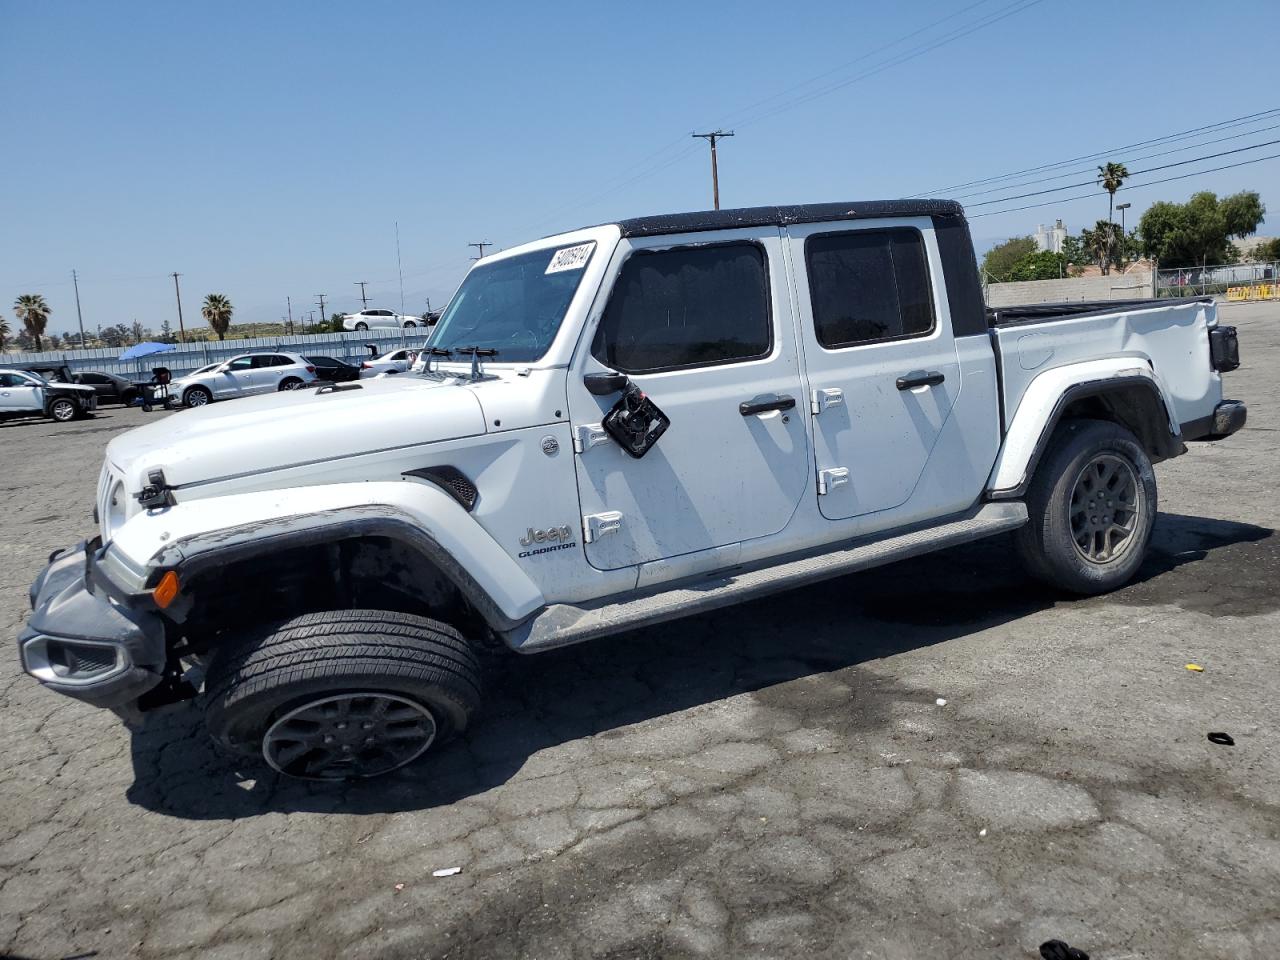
[17,539,167,710]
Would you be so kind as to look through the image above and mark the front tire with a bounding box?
[1014,418,1156,595]
[49,398,79,422]
[204,610,484,780]
[403,320,417,329]
[355,322,369,331]
[184,386,213,408]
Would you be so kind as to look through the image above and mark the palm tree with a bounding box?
[1096,162,1129,275]
[13,294,52,352]
[201,294,234,340]
[0,316,9,352]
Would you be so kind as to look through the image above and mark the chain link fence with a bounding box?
[0,328,419,379]
[1156,261,1279,299]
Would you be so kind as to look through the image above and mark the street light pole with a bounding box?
[1116,202,1131,273]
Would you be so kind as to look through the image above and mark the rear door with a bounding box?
[567,230,810,570]
[786,220,961,521]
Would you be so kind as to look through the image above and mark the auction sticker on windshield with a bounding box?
[546,242,595,274]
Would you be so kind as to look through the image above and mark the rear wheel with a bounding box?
[279,377,303,391]
[204,610,483,780]
[49,398,79,422]
[184,385,212,407]
[1014,418,1156,594]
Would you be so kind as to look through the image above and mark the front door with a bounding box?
[0,373,42,413]
[567,230,810,571]
[219,356,257,397]
[786,220,961,523]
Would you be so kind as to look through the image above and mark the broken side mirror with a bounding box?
[584,371,630,396]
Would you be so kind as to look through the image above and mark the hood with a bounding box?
[49,382,96,394]
[106,375,487,489]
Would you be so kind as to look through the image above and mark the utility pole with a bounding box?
[171,272,187,342]
[316,293,327,327]
[286,295,294,334]
[469,241,492,260]
[692,130,734,210]
[355,281,370,309]
[71,269,87,348]
[396,221,406,315]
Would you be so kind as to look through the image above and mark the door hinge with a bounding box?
[811,387,844,414]
[583,511,623,543]
[573,423,610,454]
[817,467,851,495]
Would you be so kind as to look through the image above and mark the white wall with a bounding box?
[986,269,1154,306]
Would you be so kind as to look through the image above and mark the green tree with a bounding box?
[1096,162,1129,273]
[99,324,130,348]
[202,294,234,340]
[981,236,1038,282]
[1247,237,1280,261]
[1008,250,1067,281]
[13,293,52,351]
[0,316,9,351]
[1139,191,1266,267]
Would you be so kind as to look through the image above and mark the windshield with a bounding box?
[22,372,49,386]
[428,242,596,362]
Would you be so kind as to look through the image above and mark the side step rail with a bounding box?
[507,502,1028,653]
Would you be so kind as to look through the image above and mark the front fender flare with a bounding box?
[105,482,545,631]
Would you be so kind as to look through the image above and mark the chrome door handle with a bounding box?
[896,371,945,390]
[740,394,796,416]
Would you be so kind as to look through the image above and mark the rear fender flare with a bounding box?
[988,360,1180,498]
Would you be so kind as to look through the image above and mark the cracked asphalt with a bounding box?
[3,301,1278,960]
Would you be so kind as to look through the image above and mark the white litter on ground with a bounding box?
[433,867,462,877]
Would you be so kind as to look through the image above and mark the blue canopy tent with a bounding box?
[118,342,177,410]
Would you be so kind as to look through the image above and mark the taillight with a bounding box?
[361,362,371,369]
[306,365,316,373]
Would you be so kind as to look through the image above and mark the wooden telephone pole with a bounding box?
[692,131,734,210]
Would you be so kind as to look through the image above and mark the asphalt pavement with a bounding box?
[2,300,1277,959]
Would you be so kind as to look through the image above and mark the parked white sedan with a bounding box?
[359,348,419,378]
[172,353,318,408]
[341,309,424,331]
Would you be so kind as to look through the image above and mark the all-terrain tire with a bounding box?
[1014,418,1157,595]
[204,610,483,779]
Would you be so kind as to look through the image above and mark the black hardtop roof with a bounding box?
[612,199,965,238]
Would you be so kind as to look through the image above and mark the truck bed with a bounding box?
[988,296,1221,436]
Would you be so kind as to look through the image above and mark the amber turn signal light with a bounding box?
[153,570,180,609]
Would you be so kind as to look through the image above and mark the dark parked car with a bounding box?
[305,356,361,383]
[72,371,143,406]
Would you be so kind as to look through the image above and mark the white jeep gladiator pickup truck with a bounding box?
[17,200,1245,780]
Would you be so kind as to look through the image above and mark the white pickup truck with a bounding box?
[17,200,1245,780]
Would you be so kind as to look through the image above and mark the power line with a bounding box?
[928,107,1280,193]
[733,0,1047,131]
[952,120,1280,201]
[968,151,1280,219]
[965,137,1280,209]
[518,0,1047,235]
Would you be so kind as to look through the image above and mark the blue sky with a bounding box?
[3,0,1278,337]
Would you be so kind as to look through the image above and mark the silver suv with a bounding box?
[171,352,318,407]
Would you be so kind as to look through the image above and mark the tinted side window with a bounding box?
[227,357,254,370]
[592,242,771,373]
[806,228,935,348]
